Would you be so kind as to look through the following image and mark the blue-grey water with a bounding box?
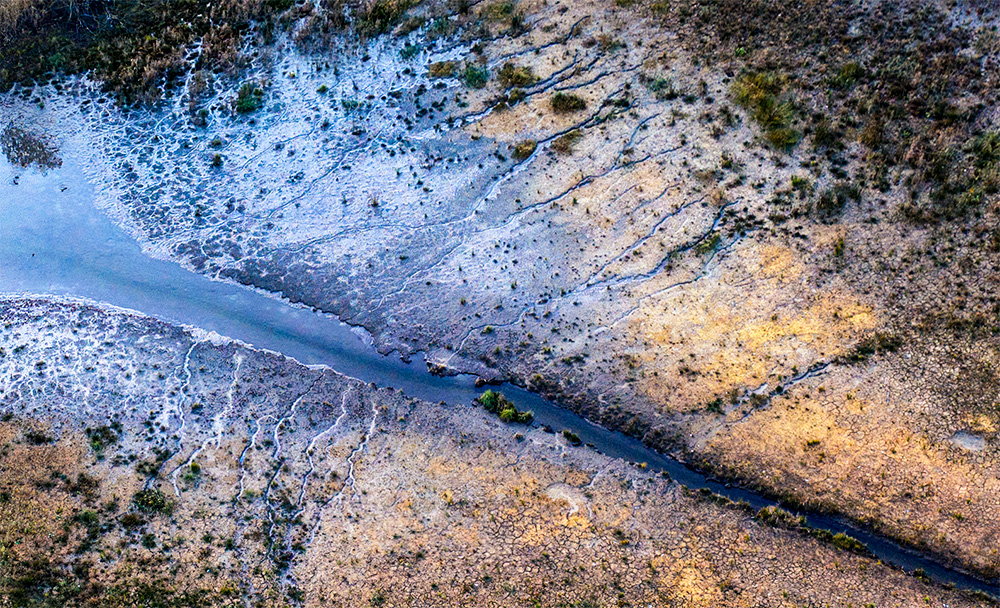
[0,154,996,598]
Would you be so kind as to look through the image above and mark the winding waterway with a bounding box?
[1,152,997,598]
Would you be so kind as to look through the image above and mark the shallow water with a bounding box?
[1,153,997,597]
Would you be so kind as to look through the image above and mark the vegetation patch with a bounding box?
[132,488,173,515]
[462,64,489,89]
[0,124,61,170]
[477,389,533,424]
[731,72,799,150]
[497,62,535,88]
[551,130,583,154]
[550,92,586,114]
[427,61,457,78]
[354,0,417,36]
[511,139,537,160]
[234,81,264,114]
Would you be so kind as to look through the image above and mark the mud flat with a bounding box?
[0,297,994,607]
[3,0,1000,588]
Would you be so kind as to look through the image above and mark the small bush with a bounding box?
[132,489,172,515]
[646,76,679,101]
[512,139,537,160]
[562,430,582,446]
[815,182,860,216]
[462,64,489,89]
[23,430,52,445]
[355,0,415,36]
[478,390,533,424]
[400,43,420,60]
[765,126,800,150]
[731,72,799,150]
[234,82,264,114]
[551,92,586,114]
[497,62,535,88]
[551,130,582,154]
[830,61,864,88]
[427,61,456,78]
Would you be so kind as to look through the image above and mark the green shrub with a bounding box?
[693,232,721,255]
[551,92,586,113]
[132,489,172,515]
[497,62,535,88]
[354,0,415,35]
[646,76,679,101]
[562,430,582,446]
[400,43,421,60]
[462,64,489,89]
[512,140,537,160]
[731,72,799,150]
[478,390,533,424]
[234,82,264,114]
[551,130,582,154]
[830,61,864,88]
[765,126,800,150]
[428,61,457,78]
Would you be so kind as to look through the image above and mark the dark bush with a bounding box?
[551,92,587,114]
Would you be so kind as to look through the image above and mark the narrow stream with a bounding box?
[1,154,997,598]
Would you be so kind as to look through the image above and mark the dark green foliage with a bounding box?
[400,43,421,60]
[705,398,724,414]
[497,62,535,88]
[234,82,264,113]
[755,506,804,527]
[23,430,53,445]
[478,390,533,424]
[645,76,679,101]
[132,488,172,515]
[0,0,300,104]
[551,92,587,114]
[693,232,721,255]
[462,64,489,89]
[562,430,582,446]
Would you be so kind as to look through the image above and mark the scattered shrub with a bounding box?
[731,72,799,150]
[234,82,264,114]
[562,430,582,446]
[427,61,457,78]
[551,130,583,154]
[132,489,172,515]
[497,62,535,88]
[645,76,679,101]
[462,64,489,89]
[478,390,533,424]
[512,140,537,160]
[355,0,415,36]
[551,92,587,113]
